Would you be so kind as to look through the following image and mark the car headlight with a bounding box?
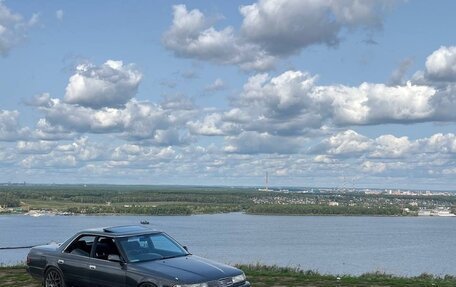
[174,283,208,287]
[232,273,246,284]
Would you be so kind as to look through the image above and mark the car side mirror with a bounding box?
[183,246,189,252]
[107,254,122,263]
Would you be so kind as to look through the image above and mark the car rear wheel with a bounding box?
[44,268,65,287]
[139,283,157,287]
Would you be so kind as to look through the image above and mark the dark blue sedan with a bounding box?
[27,225,250,287]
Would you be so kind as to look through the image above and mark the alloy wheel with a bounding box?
[45,269,64,287]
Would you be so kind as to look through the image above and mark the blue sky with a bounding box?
[1,0,456,190]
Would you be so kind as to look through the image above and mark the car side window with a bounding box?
[94,237,121,260]
[65,235,95,257]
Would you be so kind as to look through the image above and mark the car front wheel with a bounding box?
[44,268,65,287]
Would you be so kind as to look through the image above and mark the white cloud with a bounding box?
[3,126,456,187]
[389,58,414,85]
[231,71,324,136]
[0,110,29,141]
[111,144,177,163]
[27,59,196,146]
[0,2,37,56]
[313,155,335,164]
[56,137,102,161]
[307,130,456,179]
[21,153,77,169]
[40,98,125,133]
[34,118,78,141]
[312,130,435,160]
[180,69,198,79]
[324,130,371,156]
[187,111,241,136]
[162,4,276,71]
[361,161,387,174]
[19,137,103,169]
[56,9,64,21]
[17,140,54,154]
[417,133,456,153]
[425,46,456,81]
[0,146,15,163]
[241,0,391,55]
[183,55,456,148]
[64,60,142,108]
[442,168,456,175]
[310,130,365,157]
[161,95,194,110]
[35,96,195,145]
[188,113,225,136]
[322,82,436,125]
[204,78,225,92]
[370,135,411,158]
[220,70,438,139]
[163,1,396,70]
[224,131,304,154]
[240,72,317,117]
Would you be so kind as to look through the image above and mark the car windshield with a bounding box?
[118,233,188,262]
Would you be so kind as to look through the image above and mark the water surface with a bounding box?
[0,213,455,275]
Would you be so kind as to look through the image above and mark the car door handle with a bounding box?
[57,259,64,264]
[89,265,96,270]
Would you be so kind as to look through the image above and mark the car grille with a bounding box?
[207,278,234,287]
[218,278,234,287]
[208,277,245,287]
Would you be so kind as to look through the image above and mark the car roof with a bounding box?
[77,225,162,237]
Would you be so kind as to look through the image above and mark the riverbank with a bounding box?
[2,265,456,287]
[2,185,455,217]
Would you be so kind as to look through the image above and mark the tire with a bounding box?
[44,268,66,287]
[139,283,157,287]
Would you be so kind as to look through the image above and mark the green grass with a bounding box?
[0,266,37,287]
[237,264,456,287]
[3,265,456,287]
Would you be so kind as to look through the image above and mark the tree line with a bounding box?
[247,204,406,216]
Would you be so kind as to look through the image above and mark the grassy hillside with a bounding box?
[2,265,456,287]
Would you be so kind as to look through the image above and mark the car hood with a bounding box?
[131,255,241,283]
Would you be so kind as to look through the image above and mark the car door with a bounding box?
[59,235,95,287]
[87,236,126,287]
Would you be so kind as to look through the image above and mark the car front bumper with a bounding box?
[238,281,251,287]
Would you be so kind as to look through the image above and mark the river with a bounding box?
[1,213,455,276]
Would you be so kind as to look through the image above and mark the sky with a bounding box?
[1,0,456,190]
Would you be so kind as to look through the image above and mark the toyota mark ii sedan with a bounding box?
[26,225,250,287]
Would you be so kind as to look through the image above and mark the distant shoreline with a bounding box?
[2,185,456,217]
[4,210,456,218]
